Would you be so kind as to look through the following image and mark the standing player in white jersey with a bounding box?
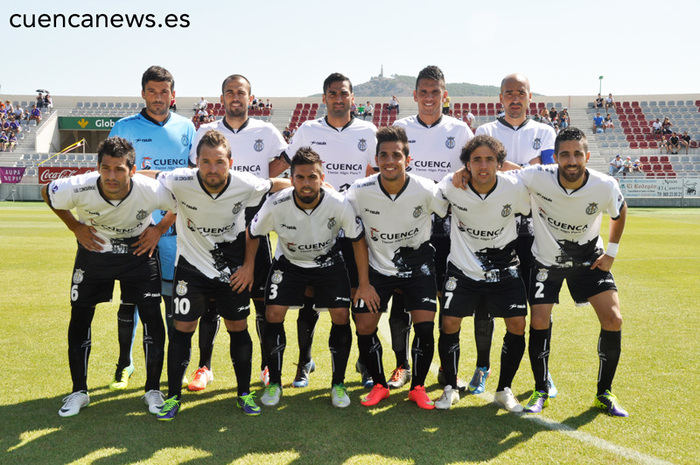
[464,73,558,397]
[391,65,474,390]
[236,148,378,408]
[185,74,289,392]
[433,135,530,411]
[42,137,175,417]
[153,130,291,420]
[513,127,628,416]
[284,73,377,388]
[347,126,448,409]
[107,66,197,392]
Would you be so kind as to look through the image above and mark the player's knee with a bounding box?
[505,317,526,335]
[174,320,197,333]
[530,307,552,330]
[440,317,461,334]
[224,318,247,332]
[266,307,286,323]
[601,310,622,331]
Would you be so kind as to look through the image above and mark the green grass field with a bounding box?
[0,202,698,465]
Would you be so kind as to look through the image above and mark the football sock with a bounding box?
[597,329,621,395]
[329,323,351,386]
[253,299,267,370]
[529,327,550,392]
[167,329,192,399]
[229,328,253,396]
[264,322,285,385]
[138,300,165,392]
[68,305,95,392]
[116,303,136,369]
[197,301,220,370]
[497,331,525,391]
[438,330,460,388]
[410,321,434,389]
[388,293,411,369]
[474,316,494,369]
[358,331,386,387]
[162,295,174,338]
[296,296,318,366]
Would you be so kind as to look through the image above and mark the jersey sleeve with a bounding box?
[285,125,308,161]
[365,128,378,168]
[513,176,531,216]
[606,178,625,219]
[539,127,556,164]
[47,175,79,210]
[244,173,273,208]
[268,127,289,162]
[427,178,449,218]
[249,198,275,238]
[108,120,126,139]
[188,126,206,165]
[153,180,177,212]
[339,198,364,241]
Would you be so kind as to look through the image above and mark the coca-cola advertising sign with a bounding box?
[38,166,95,184]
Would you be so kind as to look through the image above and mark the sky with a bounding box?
[2,0,698,98]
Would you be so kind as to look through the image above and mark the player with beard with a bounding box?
[185,74,289,392]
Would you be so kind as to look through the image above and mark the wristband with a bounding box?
[605,242,619,258]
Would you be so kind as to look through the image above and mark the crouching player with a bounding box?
[235,147,378,408]
[43,137,174,417]
[434,135,530,411]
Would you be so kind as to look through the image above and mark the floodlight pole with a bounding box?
[599,76,604,95]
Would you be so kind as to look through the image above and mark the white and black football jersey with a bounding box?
[159,168,272,281]
[189,118,288,178]
[437,173,530,281]
[47,172,174,253]
[346,173,448,277]
[287,117,376,191]
[475,118,556,166]
[393,115,474,182]
[250,187,363,268]
[515,165,625,267]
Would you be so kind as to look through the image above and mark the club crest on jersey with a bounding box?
[271,270,284,284]
[232,202,243,215]
[187,218,196,231]
[532,138,542,150]
[253,139,264,152]
[181,135,189,147]
[413,206,423,218]
[445,136,456,149]
[536,269,548,282]
[445,276,457,291]
[358,138,368,151]
[370,227,379,242]
[136,209,148,221]
[501,204,512,217]
[72,268,84,284]
[327,217,336,229]
[175,280,188,296]
[585,202,599,215]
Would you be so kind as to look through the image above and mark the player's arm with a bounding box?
[591,202,627,272]
[41,184,105,252]
[351,236,380,312]
[269,154,290,178]
[230,227,260,293]
[269,177,292,193]
[136,169,161,179]
[133,211,177,257]
[528,156,542,165]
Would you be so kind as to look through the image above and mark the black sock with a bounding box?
[474,316,494,369]
[197,302,220,370]
[410,321,434,388]
[68,305,95,392]
[389,293,411,369]
[229,329,253,396]
[296,297,318,365]
[329,323,351,386]
[116,303,136,369]
[167,329,192,399]
[253,299,267,370]
[529,327,550,392]
[358,331,386,387]
[597,329,621,395]
[497,331,525,391]
[162,295,174,339]
[438,330,460,388]
[139,301,165,392]
[264,322,285,385]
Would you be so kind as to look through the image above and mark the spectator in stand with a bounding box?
[622,156,633,175]
[265,99,272,109]
[593,112,604,133]
[282,126,291,141]
[7,132,17,151]
[30,104,42,123]
[662,117,672,135]
[549,106,558,121]
[364,101,373,120]
[0,131,7,151]
[9,118,21,135]
[659,136,668,153]
[388,95,399,113]
[605,93,614,111]
[603,113,614,132]
[251,95,258,109]
[632,159,642,173]
[195,97,208,112]
[350,102,357,118]
[496,105,505,118]
[357,102,365,118]
[667,132,681,154]
[258,99,265,110]
[197,107,208,122]
[169,96,177,111]
[558,108,569,129]
[680,131,691,154]
[595,93,604,109]
[44,93,53,111]
[652,118,662,135]
[442,94,451,115]
[36,92,44,109]
[609,154,623,176]
[538,108,553,126]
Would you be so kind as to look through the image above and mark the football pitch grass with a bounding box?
[0,202,697,465]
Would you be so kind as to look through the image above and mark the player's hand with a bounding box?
[72,223,105,252]
[230,264,254,294]
[591,253,614,272]
[452,167,470,190]
[354,283,380,313]
[133,226,163,257]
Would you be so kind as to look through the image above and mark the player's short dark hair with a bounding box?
[376,126,409,157]
[196,129,231,159]
[555,127,588,154]
[416,65,445,90]
[323,73,353,94]
[290,147,322,174]
[460,135,506,166]
[141,66,175,92]
[221,74,251,95]
[97,136,136,169]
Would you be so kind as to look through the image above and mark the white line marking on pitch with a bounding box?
[375,322,677,465]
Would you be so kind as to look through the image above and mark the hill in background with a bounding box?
[311,74,503,97]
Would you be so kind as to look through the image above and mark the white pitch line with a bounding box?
[375,322,677,465]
